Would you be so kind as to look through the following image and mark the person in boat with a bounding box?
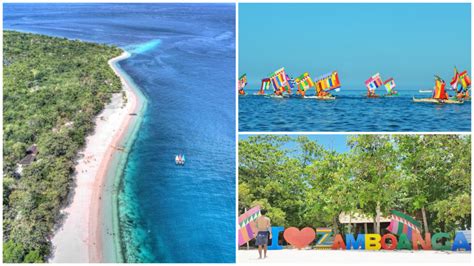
[456,88,469,100]
[367,88,377,97]
[296,87,306,97]
[316,86,331,97]
[255,209,272,259]
[274,89,283,96]
[239,88,245,95]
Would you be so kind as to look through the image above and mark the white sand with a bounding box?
[50,52,136,262]
[238,250,471,264]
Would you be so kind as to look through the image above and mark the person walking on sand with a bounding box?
[255,209,271,259]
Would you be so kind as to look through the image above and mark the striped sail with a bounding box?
[384,78,396,93]
[459,70,471,90]
[433,75,448,99]
[315,71,341,93]
[258,78,271,94]
[238,206,261,246]
[239,74,248,90]
[294,72,315,95]
[269,67,291,93]
[365,73,383,91]
[386,210,421,240]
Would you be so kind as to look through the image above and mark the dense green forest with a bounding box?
[3,31,123,262]
[239,135,471,236]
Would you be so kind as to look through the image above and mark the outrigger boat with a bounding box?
[255,78,271,95]
[294,71,340,100]
[412,97,464,104]
[413,75,464,104]
[383,78,398,97]
[238,74,247,96]
[294,72,314,98]
[268,67,292,98]
[449,67,471,101]
[365,73,383,98]
[175,154,185,166]
[313,71,340,100]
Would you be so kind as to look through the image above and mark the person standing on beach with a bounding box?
[255,209,271,259]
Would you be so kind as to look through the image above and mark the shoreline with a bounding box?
[90,51,148,262]
[50,51,147,262]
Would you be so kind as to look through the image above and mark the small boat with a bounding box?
[238,74,247,96]
[419,90,432,93]
[413,76,464,104]
[269,67,293,96]
[175,154,185,165]
[367,95,380,98]
[413,97,463,104]
[254,78,271,95]
[365,73,383,98]
[449,67,471,101]
[129,113,137,116]
[383,78,398,97]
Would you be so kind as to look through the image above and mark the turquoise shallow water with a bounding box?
[5,3,236,263]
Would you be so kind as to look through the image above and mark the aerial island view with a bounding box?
[3,3,236,263]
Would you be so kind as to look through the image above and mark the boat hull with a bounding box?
[304,96,336,100]
[412,97,464,104]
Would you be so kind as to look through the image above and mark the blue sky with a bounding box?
[239,3,471,89]
[240,134,350,153]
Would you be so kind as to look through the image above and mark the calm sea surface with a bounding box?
[239,88,470,132]
[4,3,236,263]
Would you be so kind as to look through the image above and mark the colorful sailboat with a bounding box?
[269,67,292,97]
[294,72,314,97]
[256,78,271,95]
[365,73,383,98]
[238,74,247,96]
[384,78,398,96]
[450,67,471,100]
[413,75,463,104]
[312,71,340,100]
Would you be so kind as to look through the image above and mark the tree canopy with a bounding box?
[239,135,471,235]
[3,31,123,262]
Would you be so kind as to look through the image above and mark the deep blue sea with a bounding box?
[4,3,236,263]
[239,87,471,132]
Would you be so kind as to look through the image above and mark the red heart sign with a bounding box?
[283,227,316,249]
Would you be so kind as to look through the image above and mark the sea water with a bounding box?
[239,88,471,132]
[4,3,236,263]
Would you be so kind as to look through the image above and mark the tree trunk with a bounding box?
[375,201,381,234]
[349,213,352,234]
[364,223,368,234]
[333,216,339,234]
[421,206,429,234]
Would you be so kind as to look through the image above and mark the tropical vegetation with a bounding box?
[3,31,122,262]
[239,135,471,237]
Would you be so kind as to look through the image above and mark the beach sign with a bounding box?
[270,226,471,251]
[238,206,261,246]
[283,227,316,249]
